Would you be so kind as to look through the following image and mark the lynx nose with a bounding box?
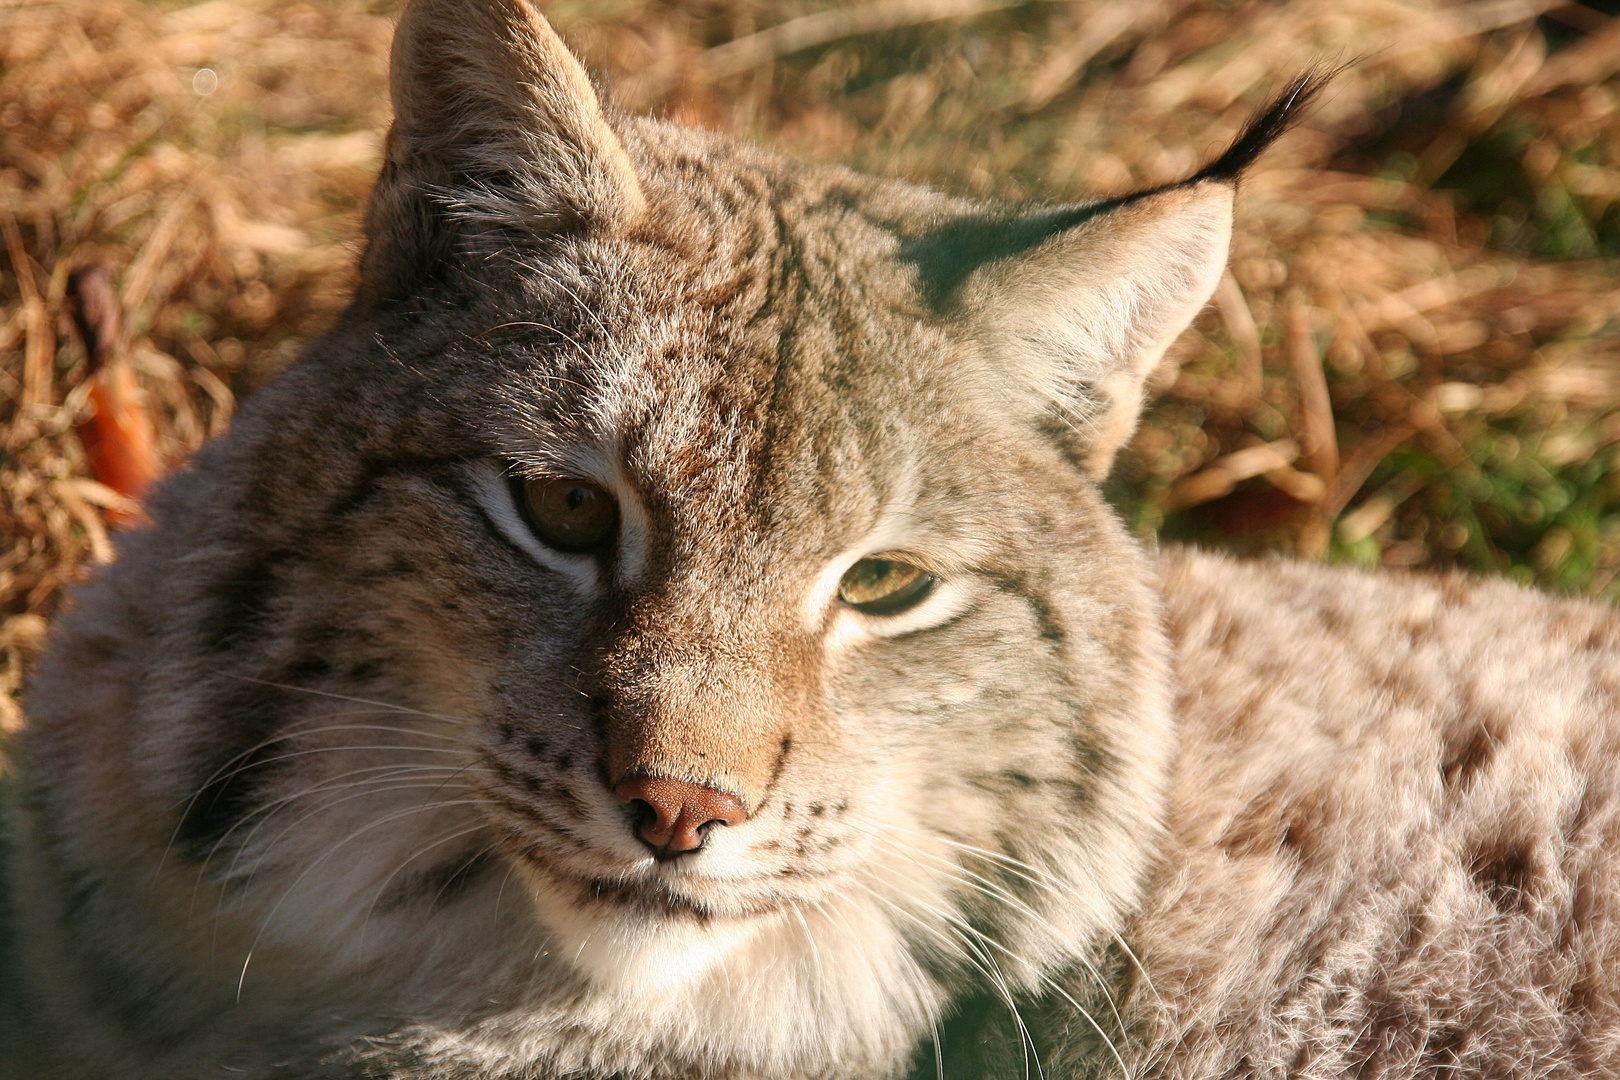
[614,776,747,860]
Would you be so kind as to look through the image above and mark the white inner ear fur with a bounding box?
[967,180,1234,478]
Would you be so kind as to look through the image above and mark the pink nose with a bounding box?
[613,775,747,859]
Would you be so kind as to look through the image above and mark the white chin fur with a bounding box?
[526,876,763,994]
[516,864,946,1067]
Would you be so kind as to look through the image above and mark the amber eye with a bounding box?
[838,558,937,616]
[514,477,618,553]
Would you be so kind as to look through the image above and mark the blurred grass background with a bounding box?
[6,0,1620,734]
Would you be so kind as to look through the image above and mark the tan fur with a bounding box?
[4,5,1615,1080]
[955,550,1620,1079]
[1140,549,1620,1078]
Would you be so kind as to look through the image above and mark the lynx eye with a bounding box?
[514,477,618,553]
[838,559,937,615]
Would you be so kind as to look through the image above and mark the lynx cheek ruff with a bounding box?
[6,4,1620,1079]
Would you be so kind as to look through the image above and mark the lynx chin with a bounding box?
[5,2,1620,1078]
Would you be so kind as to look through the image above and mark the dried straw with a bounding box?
[9,0,1620,743]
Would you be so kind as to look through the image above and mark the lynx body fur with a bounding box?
[5,2,1620,1078]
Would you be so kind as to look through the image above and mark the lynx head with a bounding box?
[19,1,1322,1075]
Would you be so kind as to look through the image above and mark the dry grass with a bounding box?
[7,0,1620,736]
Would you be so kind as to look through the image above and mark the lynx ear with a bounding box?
[960,182,1233,480]
[360,0,645,310]
[938,71,1329,478]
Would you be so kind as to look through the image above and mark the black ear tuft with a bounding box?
[1191,66,1338,183]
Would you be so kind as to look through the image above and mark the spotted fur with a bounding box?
[6,3,1616,1079]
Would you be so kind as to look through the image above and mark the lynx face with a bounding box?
[10,1,1318,1076]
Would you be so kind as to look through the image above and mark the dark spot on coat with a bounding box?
[1216,784,1289,859]
[176,681,294,858]
[1470,839,1535,914]
[289,654,333,681]
[1281,818,1314,855]
[200,550,291,655]
[1442,722,1497,792]
[1416,1024,1469,1073]
[348,659,382,681]
[1218,783,1326,862]
[376,848,498,914]
[1565,973,1600,1019]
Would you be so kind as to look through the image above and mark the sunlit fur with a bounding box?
[14,3,1617,1080]
[5,1,1200,1075]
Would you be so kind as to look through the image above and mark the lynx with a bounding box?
[6,1,1620,1078]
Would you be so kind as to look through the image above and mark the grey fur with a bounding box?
[5,4,1615,1079]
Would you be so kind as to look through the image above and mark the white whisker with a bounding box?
[219,675,482,726]
[157,709,476,878]
[237,798,492,1000]
[857,861,1133,1080]
[493,857,520,930]
[199,769,479,935]
[867,833,1128,1037]
[790,903,827,1018]
[223,767,481,888]
[845,878,1043,1080]
[196,762,473,874]
[884,822,1164,1011]
[358,825,502,944]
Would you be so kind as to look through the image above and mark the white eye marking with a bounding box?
[605,473,651,588]
[826,574,974,649]
[466,459,601,592]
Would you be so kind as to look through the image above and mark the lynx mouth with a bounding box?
[481,784,842,926]
[499,833,791,923]
[505,848,796,993]
[565,864,802,922]
[576,876,727,921]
